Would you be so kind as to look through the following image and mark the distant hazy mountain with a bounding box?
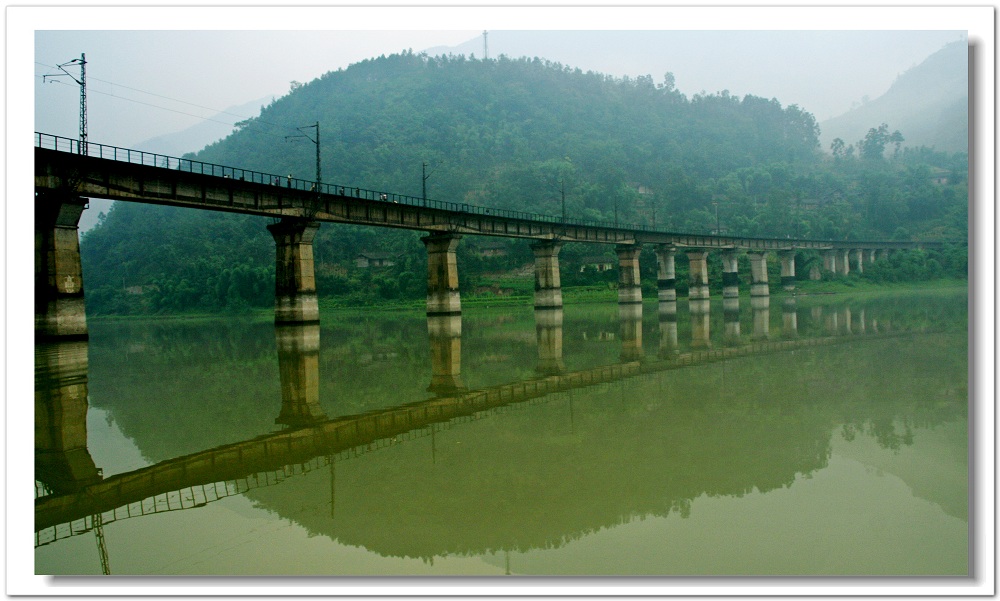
[134,95,276,157]
[819,41,968,154]
[79,95,277,232]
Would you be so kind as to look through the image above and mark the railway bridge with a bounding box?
[35,133,937,340]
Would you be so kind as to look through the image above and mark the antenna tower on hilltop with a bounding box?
[483,30,489,60]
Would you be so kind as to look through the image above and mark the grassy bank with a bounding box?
[792,277,967,295]
[86,278,967,321]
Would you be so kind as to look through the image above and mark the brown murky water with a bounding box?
[34,289,968,576]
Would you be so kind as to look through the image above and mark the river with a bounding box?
[34,288,968,576]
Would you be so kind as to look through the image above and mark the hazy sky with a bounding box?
[443,30,965,121]
[22,6,981,151]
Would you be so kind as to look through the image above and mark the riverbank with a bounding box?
[84,278,967,322]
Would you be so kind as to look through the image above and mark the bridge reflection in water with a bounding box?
[33,294,930,559]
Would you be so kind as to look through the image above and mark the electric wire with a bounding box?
[38,75,242,129]
[89,75,270,125]
[35,63,294,138]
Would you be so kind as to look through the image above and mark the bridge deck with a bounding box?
[34,134,932,251]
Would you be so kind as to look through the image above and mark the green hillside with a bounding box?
[820,40,968,154]
[80,51,967,316]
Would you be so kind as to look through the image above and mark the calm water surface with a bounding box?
[35,289,968,576]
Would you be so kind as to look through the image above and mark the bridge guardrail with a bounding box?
[35,132,941,250]
[37,132,617,229]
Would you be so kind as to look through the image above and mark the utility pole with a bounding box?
[313,122,320,191]
[94,513,110,575]
[44,53,87,154]
[560,178,566,223]
[287,121,321,190]
[795,196,802,239]
[286,122,321,218]
[422,160,440,205]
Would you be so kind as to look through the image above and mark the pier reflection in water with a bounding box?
[427,315,465,395]
[34,291,968,575]
[275,324,326,427]
[658,301,679,357]
[35,341,101,496]
[534,308,564,376]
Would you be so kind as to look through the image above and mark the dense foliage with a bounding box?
[80,52,967,315]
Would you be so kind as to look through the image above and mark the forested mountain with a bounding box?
[80,51,967,315]
[820,41,968,154]
[196,51,822,217]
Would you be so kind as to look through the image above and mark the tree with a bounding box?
[861,124,891,160]
[830,138,846,159]
[889,130,905,158]
[860,123,904,161]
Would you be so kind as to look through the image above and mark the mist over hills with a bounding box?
[819,40,968,154]
[135,95,276,157]
[80,49,967,316]
[191,51,821,213]
[426,30,962,123]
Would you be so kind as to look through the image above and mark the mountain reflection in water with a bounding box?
[34,291,968,575]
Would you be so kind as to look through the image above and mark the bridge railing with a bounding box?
[35,132,656,233]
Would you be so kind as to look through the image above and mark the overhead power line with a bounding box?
[88,75,266,125]
[36,62,290,136]
[39,76,243,129]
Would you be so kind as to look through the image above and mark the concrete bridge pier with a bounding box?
[35,195,89,341]
[535,308,565,376]
[782,297,798,338]
[35,340,101,495]
[748,252,770,297]
[780,251,797,291]
[422,233,463,316]
[751,295,770,340]
[851,249,864,273]
[723,297,741,346]
[654,244,677,302]
[866,249,877,266]
[690,298,711,349]
[838,250,851,276]
[721,249,739,299]
[658,301,679,357]
[531,240,563,310]
[823,250,838,274]
[274,323,326,427]
[427,314,464,395]
[877,249,890,262]
[616,244,643,304]
[619,302,644,361]
[267,219,320,324]
[686,250,710,301]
